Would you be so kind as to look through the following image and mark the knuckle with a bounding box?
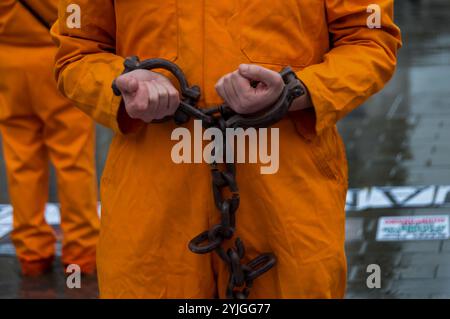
[172,93,180,105]
[128,102,138,111]
[136,102,147,111]
[126,107,139,119]
[149,94,158,105]
[275,75,283,85]
[127,112,138,119]
[160,89,169,99]
[170,89,179,98]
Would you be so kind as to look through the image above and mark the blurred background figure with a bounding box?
[0,0,99,277]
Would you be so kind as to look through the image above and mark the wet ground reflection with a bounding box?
[341,0,450,298]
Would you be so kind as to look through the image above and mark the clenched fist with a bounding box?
[215,64,285,114]
[115,69,180,123]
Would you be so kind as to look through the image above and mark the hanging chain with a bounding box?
[113,56,304,299]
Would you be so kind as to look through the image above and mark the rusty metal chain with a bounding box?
[112,56,304,299]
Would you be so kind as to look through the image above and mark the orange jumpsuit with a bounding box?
[51,0,401,297]
[0,0,100,275]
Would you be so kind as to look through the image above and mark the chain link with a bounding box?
[113,57,304,299]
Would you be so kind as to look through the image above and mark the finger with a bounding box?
[215,76,228,102]
[156,83,170,117]
[167,85,180,115]
[143,81,159,123]
[223,74,241,110]
[116,75,139,95]
[231,71,253,95]
[125,81,149,119]
[238,64,280,87]
[232,71,259,113]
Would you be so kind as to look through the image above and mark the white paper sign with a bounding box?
[376,215,450,241]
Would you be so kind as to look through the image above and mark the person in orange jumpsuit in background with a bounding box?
[52,1,401,298]
[0,0,100,276]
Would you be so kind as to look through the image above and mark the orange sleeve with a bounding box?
[25,0,59,25]
[0,0,55,45]
[51,0,138,134]
[297,0,402,135]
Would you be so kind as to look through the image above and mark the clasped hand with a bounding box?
[115,64,286,123]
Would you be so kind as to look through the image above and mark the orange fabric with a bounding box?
[0,0,99,275]
[51,0,401,298]
[0,0,56,47]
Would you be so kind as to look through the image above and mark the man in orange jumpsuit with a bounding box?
[0,0,100,275]
[51,1,401,297]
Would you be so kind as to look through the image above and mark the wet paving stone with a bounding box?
[404,168,450,185]
[389,279,450,295]
[361,241,441,254]
[348,264,399,283]
[342,0,450,298]
[0,256,98,299]
[347,253,403,269]
[436,265,450,278]
[397,265,437,279]
[442,241,450,252]
[400,253,450,266]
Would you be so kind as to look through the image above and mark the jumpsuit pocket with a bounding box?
[114,0,179,61]
[303,128,346,184]
[309,143,340,182]
[238,0,323,67]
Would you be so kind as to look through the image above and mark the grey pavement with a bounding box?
[1,0,450,298]
[341,0,450,299]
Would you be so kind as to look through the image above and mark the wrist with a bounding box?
[289,81,313,112]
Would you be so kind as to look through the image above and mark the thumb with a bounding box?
[115,75,139,95]
[238,64,279,85]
